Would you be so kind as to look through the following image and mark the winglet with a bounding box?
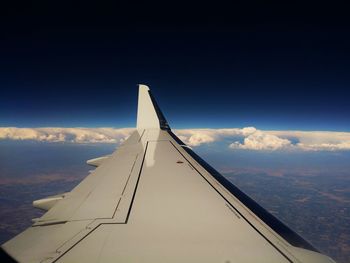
[136,84,170,130]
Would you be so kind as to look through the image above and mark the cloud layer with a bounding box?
[176,127,350,151]
[229,130,292,150]
[0,127,133,144]
[1,127,350,151]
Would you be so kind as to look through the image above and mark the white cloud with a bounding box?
[175,129,217,146]
[174,127,257,147]
[0,127,134,144]
[229,130,292,150]
[175,128,350,151]
[269,130,350,151]
[1,127,350,151]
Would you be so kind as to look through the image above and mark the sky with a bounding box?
[1,2,350,130]
[1,3,350,261]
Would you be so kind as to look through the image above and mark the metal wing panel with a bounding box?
[53,130,331,263]
[32,130,145,224]
[54,138,291,263]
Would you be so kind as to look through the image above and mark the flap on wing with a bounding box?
[32,131,146,226]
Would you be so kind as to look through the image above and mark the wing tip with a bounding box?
[138,84,150,91]
[136,84,160,130]
[136,84,170,130]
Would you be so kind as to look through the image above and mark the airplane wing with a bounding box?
[1,85,335,263]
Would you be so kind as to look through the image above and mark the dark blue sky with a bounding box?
[1,2,350,130]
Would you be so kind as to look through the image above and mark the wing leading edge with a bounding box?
[1,84,335,263]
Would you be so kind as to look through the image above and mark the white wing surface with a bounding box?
[1,85,335,263]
